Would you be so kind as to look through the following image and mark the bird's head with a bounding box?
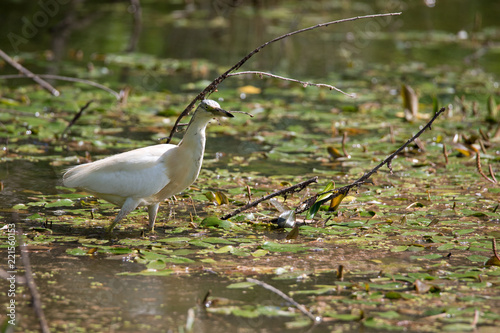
[197,100,234,118]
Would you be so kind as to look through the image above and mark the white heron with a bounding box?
[63,100,233,232]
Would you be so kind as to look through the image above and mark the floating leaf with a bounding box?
[328,313,362,321]
[390,245,408,253]
[237,85,261,94]
[485,256,500,267]
[27,213,43,221]
[226,282,256,289]
[213,245,234,254]
[66,248,90,256]
[202,237,235,245]
[164,256,195,263]
[261,241,308,253]
[467,255,490,263]
[200,216,234,229]
[376,311,401,319]
[437,243,455,251]
[385,291,402,299]
[327,146,343,159]
[98,246,132,255]
[158,237,190,243]
[329,192,346,211]
[251,249,268,257]
[147,259,166,270]
[189,239,215,248]
[45,199,74,208]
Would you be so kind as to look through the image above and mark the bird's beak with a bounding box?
[213,108,234,118]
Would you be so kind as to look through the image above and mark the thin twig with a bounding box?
[62,100,94,138]
[389,125,395,144]
[227,71,355,98]
[342,131,349,157]
[476,152,497,184]
[0,49,60,96]
[0,74,121,100]
[164,12,402,144]
[246,185,252,204]
[247,278,321,323]
[443,143,449,165]
[17,223,50,333]
[221,177,317,220]
[489,165,497,183]
[472,309,480,329]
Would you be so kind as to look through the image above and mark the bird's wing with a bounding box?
[63,144,175,198]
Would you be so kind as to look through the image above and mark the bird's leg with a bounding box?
[106,198,140,233]
[148,203,160,232]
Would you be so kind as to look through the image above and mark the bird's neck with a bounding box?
[178,114,210,158]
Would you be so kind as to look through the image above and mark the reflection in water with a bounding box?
[0,160,62,207]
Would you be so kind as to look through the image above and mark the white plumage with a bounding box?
[63,100,233,232]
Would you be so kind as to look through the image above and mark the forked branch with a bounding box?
[222,107,447,219]
[0,49,60,97]
[164,12,402,143]
[297,107,448,212]
[476,151,498,184]
[221,177,317,220]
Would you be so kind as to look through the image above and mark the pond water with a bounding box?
[1,1,500,332]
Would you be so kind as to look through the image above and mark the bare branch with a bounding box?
[16,222,50,333]
[164,12,402,143]
[298,107,447,213]
[221,177,318,220]
[227,71,355,98]
[62,100,94,138]
[476,152,497,184]
[247,278,321,323]
[0,49,60,96]
[222,108,446,220]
